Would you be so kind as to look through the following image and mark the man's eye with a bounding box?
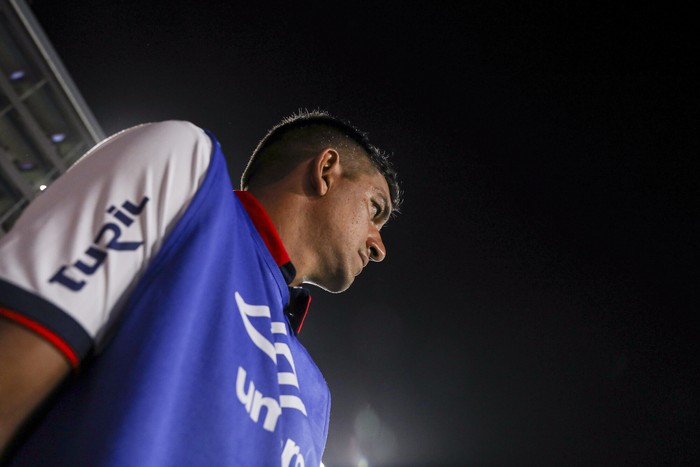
[372,202,382,218]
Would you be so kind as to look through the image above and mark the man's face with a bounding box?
[306,167,392,293]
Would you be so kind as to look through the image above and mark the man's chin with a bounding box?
[305,275,355,294]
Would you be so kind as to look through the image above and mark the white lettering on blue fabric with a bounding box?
[281,438,305,467]
[234,292,309,428]
[236,366,282,432]
[48,196,149,291]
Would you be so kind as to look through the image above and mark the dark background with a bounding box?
[30,2,698,465]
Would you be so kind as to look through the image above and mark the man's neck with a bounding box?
[245,185,310,287]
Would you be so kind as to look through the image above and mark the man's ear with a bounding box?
[310,148,341,196]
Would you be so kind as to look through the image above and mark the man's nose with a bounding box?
[367,227,386,262]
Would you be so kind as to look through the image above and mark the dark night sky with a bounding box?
[29,2,698,465]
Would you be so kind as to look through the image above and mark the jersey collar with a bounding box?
[234,190,311,335]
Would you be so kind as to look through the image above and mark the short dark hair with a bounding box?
[241,110,402,214]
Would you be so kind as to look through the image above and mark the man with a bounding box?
[0,111,401,466]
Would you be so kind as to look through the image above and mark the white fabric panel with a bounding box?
[0,121,212,343]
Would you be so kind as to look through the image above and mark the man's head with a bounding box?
[242,110,402,293]
[242,110,401,211]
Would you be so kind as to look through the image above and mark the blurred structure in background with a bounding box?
[0,0,103,235]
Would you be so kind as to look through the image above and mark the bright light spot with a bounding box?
[353,405,398,463]
[354,406,381,441]
[39,185,47,191]
[51,133,66,143]
[10,70,25,80]
[357,458,369,467]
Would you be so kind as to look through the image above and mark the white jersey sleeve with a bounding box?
[0,121,212,361]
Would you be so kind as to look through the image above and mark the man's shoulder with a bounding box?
[92,120,209,154]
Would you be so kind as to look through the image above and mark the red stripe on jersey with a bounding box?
[295,294,312,335]
[0,307,79,368]
[234,191,291,267]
